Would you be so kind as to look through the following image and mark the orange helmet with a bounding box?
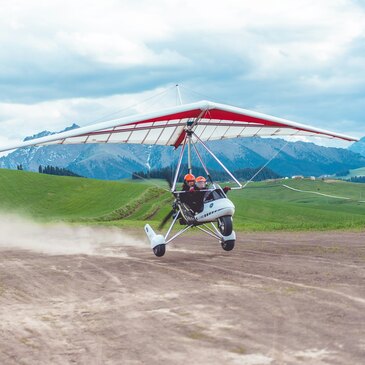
[184,173,195,182]
[196,176,206,182]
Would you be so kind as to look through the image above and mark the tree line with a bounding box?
[38,165,82,177]
[347,176,365,183]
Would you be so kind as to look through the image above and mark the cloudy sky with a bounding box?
[0,0,364,150]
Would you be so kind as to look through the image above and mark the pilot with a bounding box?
[195,176,207,190]
[180,173,197,223]
[182,173,196,192]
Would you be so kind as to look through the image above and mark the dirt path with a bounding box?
[0,225,364,365]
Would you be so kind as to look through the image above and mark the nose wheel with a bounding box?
[220,239,235,251]
[218,216,233,236]
[217,219,235,251]
[153,244,166,257]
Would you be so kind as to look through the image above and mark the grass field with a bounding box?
[0,168,365,231]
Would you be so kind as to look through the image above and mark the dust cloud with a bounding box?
[0,213,147,256]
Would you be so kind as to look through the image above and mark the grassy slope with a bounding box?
[0,169,170,223]
[337,167,365,179]
[0,169,365,231]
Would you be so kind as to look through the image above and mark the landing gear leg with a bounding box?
[208,222,236,252]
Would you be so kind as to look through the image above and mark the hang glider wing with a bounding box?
[0,100,358,153]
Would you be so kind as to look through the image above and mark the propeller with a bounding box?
[158,209,175,230]
[158,169,177,229]
[165,174,173,190]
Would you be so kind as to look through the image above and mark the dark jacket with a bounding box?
[180,182,205,213]
[181,182,197,192]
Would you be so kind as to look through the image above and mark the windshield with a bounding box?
[203,188,226,203]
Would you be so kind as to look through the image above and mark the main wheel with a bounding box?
[218,216,233,236]
[221,239,235,251]
[153,244,166,257]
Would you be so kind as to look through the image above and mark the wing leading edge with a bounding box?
[0,100,358,153]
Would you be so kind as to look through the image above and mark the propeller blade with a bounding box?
[165,165,175,190]
[165,176,173,190]
[158,209,175,230]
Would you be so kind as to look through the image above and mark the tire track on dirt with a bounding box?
[231,249,365,270]
[196,262,365,305]
[124,254,203,278]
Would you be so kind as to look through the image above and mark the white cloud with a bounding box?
[1,0,364,73]
[0,85,180,144]
[0,0,364,146]
[56,31,188,67]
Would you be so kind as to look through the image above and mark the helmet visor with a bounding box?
[196,181,206,189]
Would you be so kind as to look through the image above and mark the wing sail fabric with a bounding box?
[0,100,358,153]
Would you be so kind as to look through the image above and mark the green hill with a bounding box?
[0,169,170,224]
[336,166,365,179]
[0,169,365,231]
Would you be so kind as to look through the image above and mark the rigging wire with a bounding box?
[179,84,237,106]
[78,84,185,192]
[242,138,293,188]
[176,84,183,105]
[135,86,173,113]
[73,84,178,192]
[114,162,170,193]
[81,84,177,126]
[179,84,221,104]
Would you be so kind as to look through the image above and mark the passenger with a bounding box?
[195,175,230,193]
[182,173,196,192]
[195,176,207,190]
[193,176,207,213]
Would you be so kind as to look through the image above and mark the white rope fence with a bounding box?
[282,184,365,203]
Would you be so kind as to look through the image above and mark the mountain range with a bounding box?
[1,124,364,180]
[348,136,365,156]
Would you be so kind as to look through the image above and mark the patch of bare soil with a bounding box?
[0,220,364,365]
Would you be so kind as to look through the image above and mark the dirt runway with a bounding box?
[0,225,364,365]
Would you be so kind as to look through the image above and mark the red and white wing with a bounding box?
[0,100,358,152]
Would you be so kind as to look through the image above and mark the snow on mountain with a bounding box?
[1,125,364,179]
